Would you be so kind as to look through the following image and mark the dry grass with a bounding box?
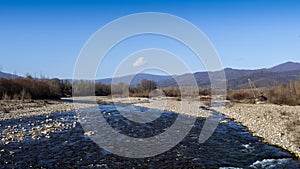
[227,80,300,106]
[267,80,300,106]
[227,90,252,102]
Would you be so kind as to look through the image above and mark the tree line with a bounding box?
[73,79,158,97]
[0,76,214,100]
[0,77,160,100]
[0,76,62,100]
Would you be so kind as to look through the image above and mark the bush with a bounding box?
[95,83,111,96]
[161,87,181,97]
[199,88,211,96]
[111,82,129,97]
[227,90,252,101]
[129,79,157,97]
[60,80,72,97]
[227,81,300,106]
[0,77,61,100]
[267,81,300,106]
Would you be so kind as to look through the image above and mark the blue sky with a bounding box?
[0,0,299,79]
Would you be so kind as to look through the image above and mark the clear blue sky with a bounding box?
[0,0,299,79]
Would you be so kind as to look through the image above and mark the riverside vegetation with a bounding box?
[1,74,300,106]
[227,80,300,106]
[1,75,300,166]
[0,76,209,100]
[1,60,300,104]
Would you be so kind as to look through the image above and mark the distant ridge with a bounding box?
[2,61,300,89]
[94,61,300,89]
[266,61,300,72]
[0,71,21,78]
[96,73,172,85]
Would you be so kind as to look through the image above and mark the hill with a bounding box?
[266,61,300,72]
[96,73,172,86]
[0,71,21,78]
[2,61,300,90]
[95,61,300,89]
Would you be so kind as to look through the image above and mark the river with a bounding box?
[0,105,299,168]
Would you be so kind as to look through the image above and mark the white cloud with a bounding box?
[133,57,146,67]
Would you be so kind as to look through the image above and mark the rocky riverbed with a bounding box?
[1,97,299,159]
[0,99,95,121]
[91,97,300,167]
[134,98,300,159]
[0,97,299,168]
[214,103,300,159]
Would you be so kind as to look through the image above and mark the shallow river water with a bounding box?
[0,105,299,168]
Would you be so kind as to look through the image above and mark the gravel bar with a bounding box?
[1,97,299,160]
[214,103,300,159]
[0,99,96,121]
[131,97,300,159]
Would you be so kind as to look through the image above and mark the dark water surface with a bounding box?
[0,105,299,168]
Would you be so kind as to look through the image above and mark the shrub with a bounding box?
[1,93,10,100]
[267,81,300,106]
[0,77,61,100]
[111,82,129,97]
[161,87,181,97]
[95,83,111,96]
[129,79,157,97]
[227,90,252,101]
[199,88,211,96]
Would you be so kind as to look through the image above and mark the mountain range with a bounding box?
[0,71,20,79]
[96,61,300,89]
[1,61,300,89]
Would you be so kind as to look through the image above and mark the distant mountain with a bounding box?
[227,70,300,89]
[266,61,300,72]
[223,68,259,80]
[96,73,172,86]
[0,71,20,78]
[4,61,298,90]
[158,69,261,87]
[95,61,300,89]
[227,61,300,89]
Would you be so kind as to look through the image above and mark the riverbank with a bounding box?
[132,97,300,158]
[0,99,95,121]
[0,97,210,121]
[1,97,299,159]
[214,103,300,159]
[114,97,212,118]
[0,97,299,168]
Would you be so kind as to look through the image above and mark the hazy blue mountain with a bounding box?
[227,70,300,89]
[94,61,300,89]
[96,73,172,86]
[0,71,20,78]
[265,61,300,72]
[3,61,299,90]
[226,61,300,89]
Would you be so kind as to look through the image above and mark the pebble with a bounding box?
[84,131,95,136]
[220,120,228,124]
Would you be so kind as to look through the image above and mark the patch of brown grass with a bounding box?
[227,90,252,102]
[267,81,300,106]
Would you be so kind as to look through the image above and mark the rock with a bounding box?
[220,120,228,124]
[84,131,95,136]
